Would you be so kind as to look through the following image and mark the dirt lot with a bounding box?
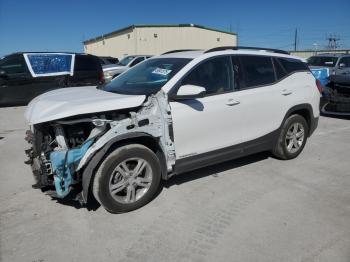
[1,106,350,262]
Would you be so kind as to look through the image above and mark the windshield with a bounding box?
[118,56,136,66]
[307,56,339,67]
[101,58,191,95]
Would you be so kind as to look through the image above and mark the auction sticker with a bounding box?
[152,68,172,76]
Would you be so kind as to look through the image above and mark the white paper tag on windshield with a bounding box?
[152,68,172,76]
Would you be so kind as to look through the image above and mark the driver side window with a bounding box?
[182,56,233,96]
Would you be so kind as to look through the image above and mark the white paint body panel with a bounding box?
[170,69,319,159]
[25,86,145,124]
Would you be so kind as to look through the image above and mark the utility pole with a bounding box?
[294,28,298,51]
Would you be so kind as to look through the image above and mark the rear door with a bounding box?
[69,55,102,86]
[223,55,288,145]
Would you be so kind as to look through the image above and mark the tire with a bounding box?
[272,114,309,160]
[92,144,161,213]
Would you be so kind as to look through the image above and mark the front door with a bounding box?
[170,56,237,159]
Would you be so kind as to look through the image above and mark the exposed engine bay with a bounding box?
[25,91,175,200]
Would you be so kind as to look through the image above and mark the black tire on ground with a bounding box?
[272,114,309,160]
[92,144,161,213]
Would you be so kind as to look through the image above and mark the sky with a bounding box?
[0,0,349,57]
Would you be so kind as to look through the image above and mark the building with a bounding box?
[290,49,350,59]
[83,24,237,59]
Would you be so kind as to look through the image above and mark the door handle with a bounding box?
[226,99,240,106]
[282,89,292,96]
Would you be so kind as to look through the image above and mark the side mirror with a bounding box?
[172,84,206,100]
[0,70,7,78]
[339,63,346,69]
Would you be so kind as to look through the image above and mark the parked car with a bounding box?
[0,52,104,106]
[98,56,119,66]
[308,53,350,115]
[103,55,152,82]
[24,47,320,213]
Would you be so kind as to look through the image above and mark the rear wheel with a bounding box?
[272,114,309,160]
[93,144,161,213]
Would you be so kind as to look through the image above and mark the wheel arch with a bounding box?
[283,103,316,136]
[80,132,167,203]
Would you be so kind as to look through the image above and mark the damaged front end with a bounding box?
[25,116,109,198]
[24,91,175,202]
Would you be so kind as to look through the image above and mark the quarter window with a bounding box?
[182,56,232,95]
[239,55,275,88]
[278,57,309,74]
[273,58,288,80]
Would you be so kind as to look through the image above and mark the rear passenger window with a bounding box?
[0,56,28,75]
[182,56,232,95]
[239,55,275,88]
[74,56,99,71]
[278,57,308,74]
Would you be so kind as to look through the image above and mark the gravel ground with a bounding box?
[0,106,350,262]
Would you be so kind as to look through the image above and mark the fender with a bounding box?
[80,132,167,203]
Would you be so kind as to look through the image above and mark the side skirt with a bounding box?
[173,129,279,175]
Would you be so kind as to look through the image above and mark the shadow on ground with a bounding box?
[165,151,270,188]
[48,151,270,212]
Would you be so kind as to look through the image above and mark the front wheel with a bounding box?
[93,144,161,213]
[272,114,309,160]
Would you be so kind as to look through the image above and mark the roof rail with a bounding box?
[204,46,290,55]
[162,49,202,55]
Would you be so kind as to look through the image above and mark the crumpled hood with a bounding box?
[25,86,146,124]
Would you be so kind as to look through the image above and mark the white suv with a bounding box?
[24,47,321,213]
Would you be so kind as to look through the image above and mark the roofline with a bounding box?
[290,49,350,53]
[83,24,237,45]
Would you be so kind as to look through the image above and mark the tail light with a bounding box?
[315,79,323,94]
[99,71,105,84]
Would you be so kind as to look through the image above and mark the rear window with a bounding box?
[278,57,308,74]
[307,56,338,67]
[75,55,99,71]
[239,55,275,88]
[106,58,119,64]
